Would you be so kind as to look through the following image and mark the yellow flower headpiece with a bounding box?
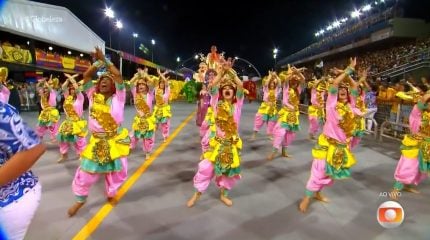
[220,70,237,89]
[50,77,59,89]
[98,72,114,81]
[339,81,350,89]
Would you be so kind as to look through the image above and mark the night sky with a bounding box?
[35,0,430,74]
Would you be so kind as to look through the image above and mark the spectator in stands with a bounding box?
[365,84,378,132]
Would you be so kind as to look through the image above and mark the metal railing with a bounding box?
[372,49,430,78]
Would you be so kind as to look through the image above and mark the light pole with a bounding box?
[115,20,123,50]
[151,39,156,62]
[104,7,115,48]
[176,57,181,72]
[132,33,138,56]
[273,48,279,66]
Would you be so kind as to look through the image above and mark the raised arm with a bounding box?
[333,57,356,88]
[61,78,70,92]
[157,68,170,83]
[233,72,243,91]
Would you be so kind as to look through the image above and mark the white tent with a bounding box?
[0,0,105,53]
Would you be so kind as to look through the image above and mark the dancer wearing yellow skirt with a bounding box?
[35,76,60,143]
[129,68,156,160]
[154,68,172,142]
[68,47,130,217]
[57,74,87,163]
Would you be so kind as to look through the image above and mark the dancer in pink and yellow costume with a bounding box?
[68,47,130,217]
[268,66,305,160]
[154,69,172,143]
[350,70,370,150]
[251,71,281,140]
[390,88,430,200]
[299,58,361,213]
[187,61,244,207]
[307,75,328,140]
[57,73,87,163]
[129,68,156,160]
[35,76,60,143]
[0,67,10,104]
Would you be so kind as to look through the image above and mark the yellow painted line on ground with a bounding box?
[73,111,195,240]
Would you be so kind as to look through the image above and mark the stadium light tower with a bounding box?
[151,39,156,62]
[105,7,115,47]
[362,4,372,12]
[116,20,123,29]
[105,7,114,18]
[351,9,361,18]
[132,33,138,56]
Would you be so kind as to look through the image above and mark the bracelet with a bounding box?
[345,67,355,76]
[92,60,104,68]
[105,58,114,67]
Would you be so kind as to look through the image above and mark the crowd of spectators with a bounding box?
[316,37,430,77]
[285,6,399,63]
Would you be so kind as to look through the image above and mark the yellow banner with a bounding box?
[62,57,76,69]
[1,45,33,63]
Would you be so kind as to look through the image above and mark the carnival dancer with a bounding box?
[198,69,216,131]
[57,74,87,163]
[35,75,60,143]
[299,58,360,213]
[153,69,172,143]
[68,47,130,217]
[129,68,156,160]
[187,61,244,207]
[206,45,221,70]
[389,88,430,200]
[267,66,305,160]
[350,69,370,150]
[307,75,328,140]
[251,71,281,140]
[0,67,10,103]
[196,83,211,128]
[193,62,208,83]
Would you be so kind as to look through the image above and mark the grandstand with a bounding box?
[277,2,430,82]
[277,1,430,142]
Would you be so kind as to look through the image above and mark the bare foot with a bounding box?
[282,149,292,158]
[309,134,316,140]
[267,152,277,161]
[299,196,311,213]
[107,197,117,204]
[57,154,67,163]
[67,202,85,217]
[404,186,420,194]
[163,138,167,143]
[250,133,256,141]
[145,153,150,160]
[187,192,201,208]
[268,135,273,141]
[314,192,329,203]
[220,194,233,207]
